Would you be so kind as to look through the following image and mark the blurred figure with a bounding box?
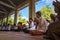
[44,1,60,40]
[7,24,11,31]
[36,11,48,32]
[29,18,35,30]
[29,19,38,34]
[2,24,6,31]
[0,25,2,31]
[14,24,18,31]
[18,22,23,31]
[22,21,29,33]
[22,24,29,33]
[23,18,35,33]
[29,11,49,35]
[50,14,56,23]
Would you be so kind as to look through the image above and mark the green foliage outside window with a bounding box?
[40,5,55,20]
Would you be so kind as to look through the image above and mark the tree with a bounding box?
[3,18,7,25]
[3,13,27,25]
[40,5,55,20]
[9,17,14,25]
[18,14,27,24]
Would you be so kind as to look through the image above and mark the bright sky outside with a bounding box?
[11,0,60,20]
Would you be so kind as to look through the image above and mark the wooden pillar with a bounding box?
[29,0,35,20]
[0,20,1,25]
[14,9,18,25]
[6,13,10,25]
[1,18,3,26]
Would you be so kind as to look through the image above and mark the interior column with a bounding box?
[14,9,18,25]
[6,13,10,25]
[29,0,35,20]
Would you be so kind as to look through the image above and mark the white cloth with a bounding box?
[30,21,34,28]
[2,27,5,30]
[29,25,36,30]
[26,23,29,28]
[28,21,36,30]
[14,26,18,29]
[8,26,11,30]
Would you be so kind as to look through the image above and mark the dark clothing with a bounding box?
[23,28,29,33]
[18,27,21,31]
[46,21,60,40]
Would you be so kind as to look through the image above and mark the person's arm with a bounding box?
[39,18,45,29]
[38,18,46,33]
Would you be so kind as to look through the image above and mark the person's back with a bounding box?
[46,21,60,40]
[53,21,60,40]
[44,1,60,40]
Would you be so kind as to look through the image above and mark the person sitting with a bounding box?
[7,24,11,31]
[6,24,11,31]
[13,24,18,31]
[29,19,38,34]
[23,18,35,33]
[50,14,56,23]
[17,22,23,31]
[44,1,60,40]
[29,11,48,36]
[28,18,36,30]
[22,24,29,33]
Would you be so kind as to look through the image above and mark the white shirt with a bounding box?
[28,21,36,30]
[26,23,29,28]
[14,26,18,29]
[29,25,36,30]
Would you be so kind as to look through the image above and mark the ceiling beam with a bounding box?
[0,6,8,12]
[0,8,7,12]
[17,0,29,11]
[1,8,7,12]
[0,1,15,9]
[0,11,6,13]
[17,0,38,11]
[8,0,16,7]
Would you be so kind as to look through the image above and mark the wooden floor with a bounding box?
[0,31,45,40]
